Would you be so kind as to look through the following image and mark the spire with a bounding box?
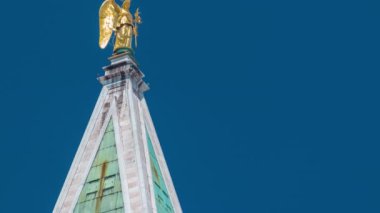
[54,54,182,212]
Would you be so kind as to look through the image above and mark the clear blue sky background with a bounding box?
[0,0,379,212]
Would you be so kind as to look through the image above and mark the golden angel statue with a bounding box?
[99,0,142,54]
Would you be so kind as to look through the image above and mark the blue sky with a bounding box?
[0,0,379,212]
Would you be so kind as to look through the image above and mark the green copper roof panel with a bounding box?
[74,119,125,213]
[146,130,174,213]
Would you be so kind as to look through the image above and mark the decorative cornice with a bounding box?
[98,54,149,94]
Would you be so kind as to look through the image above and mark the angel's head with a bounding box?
[122,0,131,10]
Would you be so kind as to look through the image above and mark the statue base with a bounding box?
[113,48,138,66]
[114,47,135,56]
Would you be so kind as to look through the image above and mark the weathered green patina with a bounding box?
[74,119,125,213]
[146,130,174,213]
[115,47,135,56]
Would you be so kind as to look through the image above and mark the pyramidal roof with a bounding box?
[54,54,182,213]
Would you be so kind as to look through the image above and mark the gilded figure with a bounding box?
[99,0,142,54]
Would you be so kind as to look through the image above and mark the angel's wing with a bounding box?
[99,0,120,49]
